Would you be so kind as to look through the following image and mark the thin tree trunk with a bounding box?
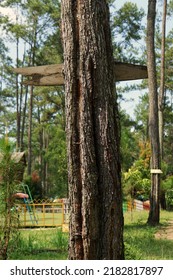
[16,36,20,150]
[61,0,124,259]
[21,86,28,151]
[147,0,161,226]
[27,85,33,176]
[41,127,47,196]
[20,44,28,151]
[159,0,168,211]
[44,131,49,194]
[158,0,167,159]
[27,15,37,176]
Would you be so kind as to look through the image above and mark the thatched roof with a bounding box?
[0,152,26,182]
[11,152,26,164]
[0,152,26,164]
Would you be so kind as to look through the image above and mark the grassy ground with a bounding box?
[5,210,173,260]
[124,210,173,259]
[9,228,68,260]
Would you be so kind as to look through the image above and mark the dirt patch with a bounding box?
[155,221,173,240]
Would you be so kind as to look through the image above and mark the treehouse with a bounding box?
[13,61,148,86]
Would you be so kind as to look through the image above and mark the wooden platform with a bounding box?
[13,61,148,86]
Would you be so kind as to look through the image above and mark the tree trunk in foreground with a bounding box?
[61,1,124,259]
[147,0,161,226]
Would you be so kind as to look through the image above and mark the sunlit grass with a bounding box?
[124,210,173,259]
[5,210,173,260]
[9,228,68,260]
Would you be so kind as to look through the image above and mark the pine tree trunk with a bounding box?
[158,0,167,159]
[27,15,37,176]
[27,85,33,176]
[21,86,28,151]
[61,0,124,260]
[16,36,20,150]
[147,0,161,226]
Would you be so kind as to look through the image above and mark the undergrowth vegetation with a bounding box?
[5,210,173,260]
[9,228,68,260]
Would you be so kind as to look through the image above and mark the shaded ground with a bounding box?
[155,221,173,240]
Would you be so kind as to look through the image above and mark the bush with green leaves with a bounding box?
[123,159,150,200]
[0,139,22,259]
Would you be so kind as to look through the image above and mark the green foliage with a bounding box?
[123,155,150,200]
[30,88,67,198]
[0,138,21,259]
[134,93,149,140]
[162,176,173,210]
[44,125,67,198]
[120,110,139,171]
[112,1,145,62]
[114,2,145,43]
[24,173,42,199]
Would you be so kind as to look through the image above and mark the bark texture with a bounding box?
[61,0,124,259]
[147,0,161,225]
[158,0,167,159]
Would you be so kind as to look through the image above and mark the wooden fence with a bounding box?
[0,199,149,229]
[123,199,150,212]
[16,199,149,228]
[15,201,69,228]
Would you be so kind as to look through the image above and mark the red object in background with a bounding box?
[143,200,150,210]
[12,193,29,199]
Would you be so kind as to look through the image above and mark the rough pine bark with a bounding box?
[158,0,167,159]
[61,0,124,259]
[147,0,161,225]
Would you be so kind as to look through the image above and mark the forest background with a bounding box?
[0,0,173,209]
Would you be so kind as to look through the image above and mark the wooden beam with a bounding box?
[14,64,64,86]
[13,61,147,86]
[23,73,64,86]
[114,62,148,81]
[14,63,63,76]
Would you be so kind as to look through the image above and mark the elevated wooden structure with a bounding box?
[13,61,148,86]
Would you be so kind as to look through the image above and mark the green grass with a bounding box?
[4,210,173,260]
[124,210,173,259]
[8,228,68,260]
